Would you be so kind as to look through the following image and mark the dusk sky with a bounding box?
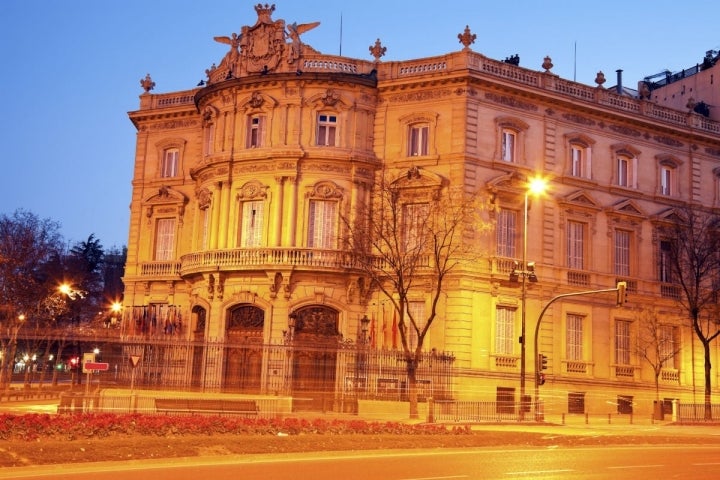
[1,1,717,250]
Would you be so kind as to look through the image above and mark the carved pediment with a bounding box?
[606,199,646,219]
[651,207,686,226]
[143,185,188,206]
[559,190,600,211]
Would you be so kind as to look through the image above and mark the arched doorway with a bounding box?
[224,304,264,392]
[290,305,341,412]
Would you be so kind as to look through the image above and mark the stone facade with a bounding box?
[123,5,720,415]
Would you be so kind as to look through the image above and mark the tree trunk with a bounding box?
[51,342,67,387]
[1,338,18,392]
[407,358,419,419]
[703,340,712,420]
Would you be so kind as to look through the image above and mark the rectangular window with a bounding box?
[571,145,584,177]
[308,200,337,248]
[161,149,179,178]
[614,230,630,276]
[247,115,265,148]
[615,320,631,365]
[403,203,430,252]
[238,200,264,247]
[659,240,674,283]
[154,218,176,261]
[567,221,585,270]
[617,156,634,187]
[317,114,337,146]
[496,209,517,258]
[501,130,516,162]
[660,166,673,195]
[660,325,677,369]
[495,306,515,355]
[408,125,429,156]
[566,314,584,361]
[204,123,215,155]
[407,301,425,350]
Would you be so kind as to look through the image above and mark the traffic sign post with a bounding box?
[83,362,109,371]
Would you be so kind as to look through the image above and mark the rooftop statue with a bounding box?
[205,4,320,84]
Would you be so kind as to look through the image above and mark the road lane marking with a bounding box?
[607,464,664,469]
[505,470,574,476]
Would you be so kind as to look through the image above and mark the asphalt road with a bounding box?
[3,445,720,480]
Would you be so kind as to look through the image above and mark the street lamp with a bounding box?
[510,175,547,419]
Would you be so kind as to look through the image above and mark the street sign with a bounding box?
[82,353,96,374]
[84,362,109,371]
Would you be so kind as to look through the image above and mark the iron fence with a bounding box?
[11,336,455,409]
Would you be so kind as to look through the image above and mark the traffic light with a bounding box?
[538,353,548,370]
[616,281,627,306]
[537,372,546,386]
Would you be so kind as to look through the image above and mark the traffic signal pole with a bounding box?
[533,282,627,421]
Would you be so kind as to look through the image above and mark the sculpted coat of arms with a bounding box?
[210,4,319,80]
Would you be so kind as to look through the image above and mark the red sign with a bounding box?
[84,362,109,371]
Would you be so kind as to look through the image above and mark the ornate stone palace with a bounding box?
[122,3,720,415]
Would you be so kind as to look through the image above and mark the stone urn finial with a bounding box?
[542,56,553,73]
[369,39,387,62]
[140,73,155,93]
[457,25,476,51]
[595,71,606,88]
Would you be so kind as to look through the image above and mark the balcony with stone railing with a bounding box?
[177,247,361,276]
[174,247,433,278]
[661,368,680,384]
[492,354,519,370]
[613,364,638,380]
[563,359,593,376]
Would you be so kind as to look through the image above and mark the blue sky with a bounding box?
[1,1,717,249]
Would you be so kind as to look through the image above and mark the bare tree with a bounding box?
[344,169,485,418]
[635,308,682,401]
[662,207,720,420]
[0,210,63,391]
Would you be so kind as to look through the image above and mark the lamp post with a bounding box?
[512,176,547,420]
[356,315,370,394]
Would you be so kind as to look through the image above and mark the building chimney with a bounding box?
[616,69,623,95]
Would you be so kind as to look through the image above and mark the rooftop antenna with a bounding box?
[339,13,343,56]
[573,41,577,82]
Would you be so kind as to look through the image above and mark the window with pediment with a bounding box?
[236,181,268,248]
[657,156,680,197]
[156,139,185,179]
[408,123,429,157]
[611,145,640,189]
[161,148,179,178]
[495,117,528,164]
[154,218,176,261]
[401,112,437,159]
[306,182,344,249]
[566,134,594,179]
